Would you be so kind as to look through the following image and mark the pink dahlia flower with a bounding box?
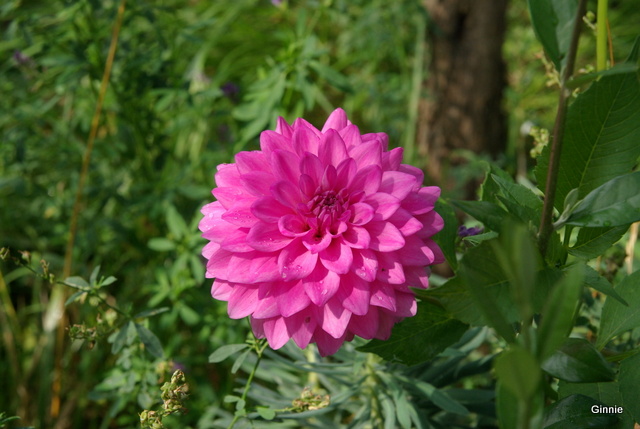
[199,109,444,356]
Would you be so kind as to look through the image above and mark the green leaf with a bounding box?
[495,345,541,400]
[567,62,640,89]
[597,270,640,349]
[450,200,507,232]
[166,205,188,240]
[64,290,86,306]
[536,265,583,361]
[231,349,251,374]
[256,406,276,420]
[543,394,620,429]
[558,380,633,428]
[89,265,100,285]
[208,343,249,363]
[101,276,117,286]
[412,381,469,416]
[462,231,499,245]
[569,226,629,260]
[535,71,640,211]
[565,172,640,228]
[134,323,164,358]
[357,301,468,365]
[618,352,640,423]
[492,175,543,226]
[583,265,627,306]
[147,237,176,252]
[496,382,519,429]
[134,307,170,319]
[64,276,90,290]
[433,199,458,270]
[541,338,615,383]
[528,0,578,71]
[110,321,133,355]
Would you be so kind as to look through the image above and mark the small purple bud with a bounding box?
[220,81,240,103]
[13,50,33,67]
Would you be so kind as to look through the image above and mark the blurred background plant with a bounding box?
[1,0,640,428]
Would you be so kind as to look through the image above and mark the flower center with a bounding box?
[306,190,349,233]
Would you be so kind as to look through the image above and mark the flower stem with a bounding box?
[227,339,267,429]
[538,0,586,257]
[596,0,609,71]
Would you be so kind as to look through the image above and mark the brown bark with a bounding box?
[419,0,508,192]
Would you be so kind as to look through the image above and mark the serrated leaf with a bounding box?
[134,323,164,358]
[208,343,249,363]
[492,175,543,226]
[535,70,640,211]
[147,237,176,252]
[597,270,640,349]
[569,225,629,259]
[565,172,640,228]
[618,352,640,423]
[357,301,468,365]
[64,290,86,306]
[543,394,620,429]
[433,199,458,270]
[541,338,615,383]
[450,200,508,232]
[528,0,578,71]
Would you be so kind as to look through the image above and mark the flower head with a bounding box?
[199,109,444,356]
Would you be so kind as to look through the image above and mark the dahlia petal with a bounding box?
[271,150,301,184]
[211,279,233,300]
[292,126,320,156]
[416,210,445,237]
[240,171,273,196]
[302,230,333,254]
[426,239,446,264]
[318,129,349,168]
[395,292,418,317]
[364,192,401,221]
[404,266,430,289]
[396,235,434,266]
[342,225,371,249]
[335,158,357,190]
[350,164,382,195]
[313,329,349,356]
[339,124,363,150]
[370,282,397,312]
[376,251,406,284]
[228,286,259,319]
[202,241,219,259]
[388,208,423,236]
[361,132,389,151]
[271,180,302,208]
[199,202,226,234]
[321,165,337,191]
[379,171,418,200]
[247,222,293,252]
[212,187,251,209]
[299,152,324,186]
[350,202,375,225]
[336,272,370,316]
[235,151,270,174]
[251,197,292,223]
[402,187,440,215]
[260,130,290,156]
[351,248,378,282]
[275,117,293,138]
[214,163,242,188]
[250,317,266,339]
[274,281,311,318]
[398,164,424,190]
[220,228,253,252]
[253,293,279,318]
[349,140,382,169]
[366,221,405,252]
[320,239,353,274]
[322,298,352,339]
[299,174,316,198]
[206,248,234,279]
[321,108,348,132]
[278,214,309,237]
[293,118,321,137]
[302,264,341,306]
[226,251,280,283]
[262,317,290,349]
[278,239,319,281]
[286,312,317,349]
[374,312,397,340]
[349,307,380,339]
[221,205,258,227]
[381,147,403,171]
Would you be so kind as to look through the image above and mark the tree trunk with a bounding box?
[419,0,508,193]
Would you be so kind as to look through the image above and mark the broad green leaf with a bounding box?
[528,0,578,71]
[535,71,640,211]
[450,200,507,232]
[64,276,89,290]
[618,353,640,423]
[110,321,134,355]
[462,231,498,245]
[536,266,583,361]
[543,394,620,429]
[495,346,541,400]
[541,338,615,383]
[496,382,519,429]
[567,62,640,89]
[583,265,627,306]
[433,199,458,270]
[357,301,468,365]
[147,237,176,252]
[492,175,543,226]
[565,172,640,228]
[597,270,640,349]
[558,380,633,428]
[480,163,512,204]
[208,343,249,363]
[569,225,629,260]
[135,323,164,358]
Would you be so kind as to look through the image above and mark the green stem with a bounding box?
[596,0,609,71]
[538,0,587,257]
[227,340,266,429]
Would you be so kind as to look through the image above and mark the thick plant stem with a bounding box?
[537,0,586,257]
[596,0,609,71]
